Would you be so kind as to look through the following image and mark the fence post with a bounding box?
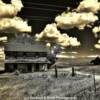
[55,65,58,78]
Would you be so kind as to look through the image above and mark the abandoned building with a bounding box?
[4,35,51,73]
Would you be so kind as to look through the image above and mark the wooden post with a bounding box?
[72,67,75,77]
[55,65,58,78]
[93,70,96,94]
[70,46,75,77]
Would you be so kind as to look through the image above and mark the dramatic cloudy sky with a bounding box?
[4,0,100,53]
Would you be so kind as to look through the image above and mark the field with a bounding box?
[0,57,100,100]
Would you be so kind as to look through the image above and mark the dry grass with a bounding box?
[0,72,100,100]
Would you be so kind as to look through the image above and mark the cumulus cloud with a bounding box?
[46,42,51,48]
[0,36,7,42]
[76,0,100,13]
[55,0,100,30]
[0,17,31,33]
[92,26,100,38]
[0,46,5,59]
[95,40,100,49]
[55,12,98,30]
[35,23,61,41]
[36,0,100,50]
[92,25,100,49]
[0,0,32,33]
[76,0,100,50]
[35,23,80,47]
[0,0,23,18]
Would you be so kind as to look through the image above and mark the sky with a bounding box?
[3,0,100,53]
[19,0,82,32]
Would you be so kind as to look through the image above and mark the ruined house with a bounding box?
[4,35,51,73]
